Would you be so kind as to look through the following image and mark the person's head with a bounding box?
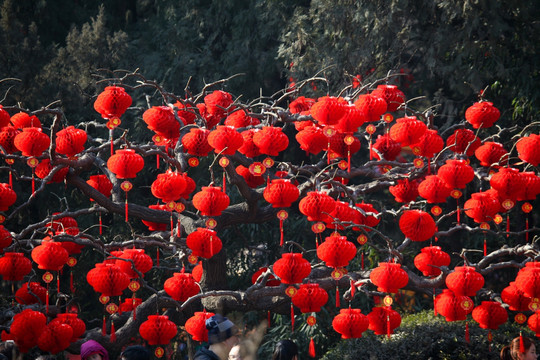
[120,345,151,360]
[80,340,109,360]
[272,340,298,360]
[228,344,243,360]
[501,336,537,360]
[206,314,239,351]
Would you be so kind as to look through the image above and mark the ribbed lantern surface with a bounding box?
[354,94,387,122]
[94,86,132,119]
[272,253,311,284]
[151,171,187,203]
[50,313,86,342]
[369,262,409,293]
[335,105,366,133]
[317,234,357,268]
[107,149,144,179]
[515,262,540,299]
[399,209,437,242]
[292,283,329,313]
[371,134,401,161]
[253,126,289,156]
[389,178,419,203]
[418,175,451,203]
[0,183,16,211]
[207,125,243,155]
[192,186,230,216]
[236,165,265,188]
[142,106,180,140]
[367,307,401,335]
[445,266,485,296]
[501,281,531,312]
[411,129,444,158]
[474,142,508,167]
[414,246,450,277]
[86,174,113,199]
[437,159,475,189]
[10,112,41,129]
[55,126,87,157]
[163,271,200,302]
[9,309,47,353]
[37,322,73,354]
[139,315,177,345]
[310,96,346,126]
[370,84,405,112]
[14,127,50,157]
[185,311,215,342]
[332,308,369,339]
[490,167,524,201]
[295,126,328,155]
[86,263,130,296]
[238,129,261,158]
[115,249,153,279]
[15,282,47,305]
[182,128,213,156]
[516,134,540,166]
[446,128,482,156]
[464,191,500,223]
[0,252,32,280]
[0,126,21,154]
[298,191,336,222]
[186,227,223,259]
[435,289,474,321]
[31,241,69,271]
[389,116,427,146]
[465,101,500,129]
[472,301,508,329]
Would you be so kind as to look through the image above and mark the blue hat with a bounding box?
[205,314,238,344]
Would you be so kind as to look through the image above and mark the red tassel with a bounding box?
[361,251,364,270]
[125,195,129,222]
[57,272,60,294]
[335,286,340,308]
[31,170,35,195]
[308,337,316,358]
[369,138,373,160]
[291,303,295,332]
[347,147,351,173]
[280,219,284,246]
[99,214,102,235]
[110,321,116,343]
[223,172,226,194]
[350,279,355,299]
[456,203,460,224]
[520,332,525,353]
[267,310,271,328]
[210,236,214,257]
[102,315,107,336]
[46,289,49,314]
[465,322,470,343]
[177,217,181,238]
[386,314,391,338]
[483,238,487,256]
[506,214,510,237]
[9,170,12,188]
[156,154,160,169]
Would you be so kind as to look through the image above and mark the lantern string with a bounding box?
[280,219,284,246]
[109,129,114,156]
[8,169,12,188]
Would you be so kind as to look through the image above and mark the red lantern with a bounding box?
[0,105,10,128]
[224,110,260,128]
[516,134,540,166]
[290,96,315,114]
[107,148,144,179]
[292,283,328,313]
[55,126,87,157]
[472,301,508,330]
[515,262,540,299]
[238,129,261,158]
[490,167,524,201]
[414,246,451,277]
[192,186,230,217]
[251,267,281,287]
[334,105,366,133]
[354,94,387,122]
[94,86,132,119]
[120,297,142,312]
[236,165,265,188]
[186,228,223,259]
[295,126,327,155]
[87,263,130,296]
[370,84,405,112]
[185,311,215,342]
[10,112,41,129]
[0,225,12,251]
[474,142,508,167]
[298,191,336,222]
[15,282,47,305]
[151,170,187,203]
[31,241,69,271]
[37,322,73,354]
[0,183,16,211]
[328,132,361,158]
[370,262,409,293]
[0,252,32,280]
[354,202,380,230]
[371,134,401,161]
[35,159,69,183]
[501,281,531,312]
[50,313,86,342]
[192,262,203,283]
[399,209,437,242]
[389,116,427,146]
[434,289,474,321]
[0,126,21,154]
[173,101,197,125]
[418,175,451,203]
[139,315,177,345]
[389,178,419,203]
[437,159,474,189]
[465,101,500,129]
[332,308,369,339]
[142,204,169,231]
[181,127,213,156]
[204,90,234,118]
[272,253,311,284]
[14,127,50,157]
[48,214,79,235]
[253,126,289,156]
[87,174,113,199]
[410,129,444,158]
[207,125,244,155]
[528,311,540,337]
[518,172,540,201]
[445,266,484,296]
[324,201,359,230]
[8,309,47,353]
[116,249,153,279]
[163,271,200,302]
[446,128,482,156]
[367,306,401,335]
[463,191,500,223]
[142,106,180,141]
[310,96,346,126]
[317,234,357,268]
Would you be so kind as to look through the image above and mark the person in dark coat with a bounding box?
[194,314,239,360]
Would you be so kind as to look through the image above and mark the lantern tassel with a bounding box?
[361,251,365,270]
[102,315,107,336]
[456,203,460,224]
[280,219,284,246]
[125,194,129,222]
[57,272,61,294]
[31,170,35,195]
[520,331,525,353]
[347,147,351,173]
[46,288,49,314]
[267,310,271,328]
[369,137,373,160]
[484,237,487,257]
[335,286,340,308]
[350,279,355,300]
[465,322,470,343]
[177,216,181,238]
[387,314,391,338]
[506,214,510,238]
[110,129,114,156]
[308,337,316,358]
[133,299,137,320]
[110,320,116,343]
[223,172,226,194]
[9,169,12,188]
[156,154,160,169]
[291,303,295,332]
[99,214,103,235]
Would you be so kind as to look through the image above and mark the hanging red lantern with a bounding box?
[389,116,427,146]
[354,202,380,231]
[50,313,86,342]
[120,297,142,313]
[192,262,203,282]
[37,321,73,354]
[354,94,387,122]
[196,103,221,129]
[310,96,347,126]
[528,311,540,337]
[334,105,367,133]
[515,262,540,299]
[34,159,69,183]
[418,175,451,203]
[463,191,500,223]
[0,225,12,251]
[142,204,169,231]
[253,126,289,156]
[204,90,234,118]
[48,214,79,236]
[192,186,230,217]
[238,129,261,158]
[272,253,311,284]
[0,105,10,128]
[8,309,47,353]
[0,126,21,154]
[371,134,401,161]
[14,127,50,157]
[172,101,197,125]
[370,262,409,293]
[10,112,41,129]
[332,308,369,339]
[474,142,508,167]
[31,241,69,271]
[87,263,130,296]
[178,172,196,199]
[116,249,153,279]
[446,128,482,156]
[251,267,281,287]
[437,159,474,189]
[465,101,500,129]
[292,283,328,313]
[290,96,315,113]
[0,252,32,280]
[139,314,178,345]
[367,306,401,335]
[501,281,531,312]
[517,172,540,201]
[370,84,405,112]
[324,201,359,230]
[142,106,180,141]
[490,167,524,201]
[186,228,223,259]
[399,209,437,242]
[163,270,200,302]
[107,148,144,179]
[207,125,244,155]
[434,289,474,322]
[181,127,213,156]
[414,246,451,277]
[94,86,132,119]
[472,301,508,330]
[0,183,16,211]
[185,311,215,342]
[151,170,187,203]
[55,126,87,157]
[389,178,419,203]
[317,234,357,268]
[87,174,113,198]
[327,131,361,158]
[15,282,47,305]
[298,191,336,222]
[445,266,485,296]
[410,129,444,158]
[224,110,260,128]
[516,134,540,166]
[235,165,265,188]
[295,126,328,155]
